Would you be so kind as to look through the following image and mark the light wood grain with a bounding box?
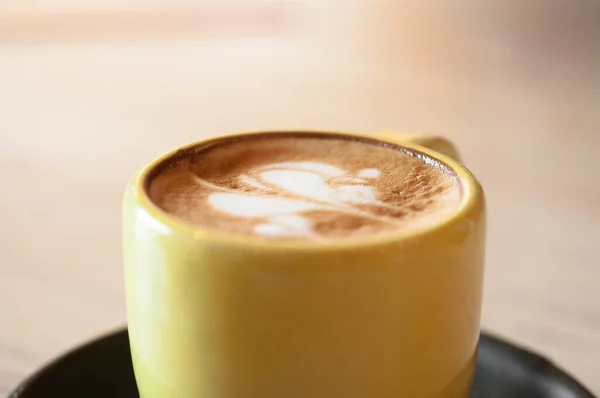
[1,1,599,395]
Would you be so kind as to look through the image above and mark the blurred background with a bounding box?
[1,0,599,394]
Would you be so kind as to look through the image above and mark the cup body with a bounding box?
[123,131,485,398]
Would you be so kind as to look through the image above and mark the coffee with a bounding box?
[147,133,461,240]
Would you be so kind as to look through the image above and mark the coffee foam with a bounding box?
[147,134,461,240]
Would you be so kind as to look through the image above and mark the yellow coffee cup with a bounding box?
[123,131,485,398]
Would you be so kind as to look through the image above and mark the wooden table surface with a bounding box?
[1,2,599,395]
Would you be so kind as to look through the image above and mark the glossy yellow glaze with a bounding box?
[123,131,485,398]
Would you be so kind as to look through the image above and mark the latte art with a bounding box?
[198,161,404,239]
[148,134,462,240]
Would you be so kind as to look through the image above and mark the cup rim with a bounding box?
[130,129,484,251]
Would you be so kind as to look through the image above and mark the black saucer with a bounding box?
[8,328,595,398]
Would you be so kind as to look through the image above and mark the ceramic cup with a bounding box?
[123,131,486,398]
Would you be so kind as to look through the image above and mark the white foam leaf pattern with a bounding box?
[200,161,398,238]
[208,193,324,218]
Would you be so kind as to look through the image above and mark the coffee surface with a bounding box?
[147,134,461,240]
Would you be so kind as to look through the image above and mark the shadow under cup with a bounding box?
[123,130,485,398]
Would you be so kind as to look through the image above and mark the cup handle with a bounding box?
[375,132,461,162]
